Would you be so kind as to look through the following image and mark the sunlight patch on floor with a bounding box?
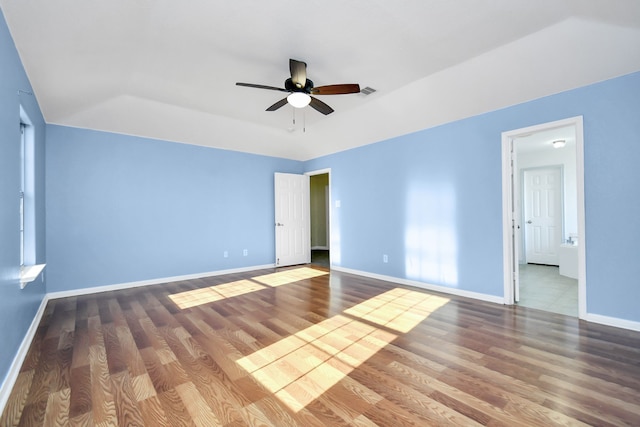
[344,288,450,333]
[169,280,266,309]
[252,267,328,287]
[237,314,395,412]
[236,287,449,412]
[168,267,329,309]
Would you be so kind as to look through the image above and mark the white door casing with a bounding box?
[523,167,562,265]
[274,173,310,267]
[501,116,586,319]
[512,139,520,303]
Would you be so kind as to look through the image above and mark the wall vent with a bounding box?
[360,86,376,95]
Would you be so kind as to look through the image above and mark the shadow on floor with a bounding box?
[311,250,329,268]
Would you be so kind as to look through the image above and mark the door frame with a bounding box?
[306,168,332,267]
[501,116,586,318]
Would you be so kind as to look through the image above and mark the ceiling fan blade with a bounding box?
[289,59,307,89]
[311,84,361,95]
[309,97,334,115]
[236,82,288,92]
[266,97,289,111]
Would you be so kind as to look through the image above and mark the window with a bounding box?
[20,122,26,266]
[18,107,44,287]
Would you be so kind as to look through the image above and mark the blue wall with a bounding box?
[306,118,504,296]
[46,125,302,292]
[2,0,640,397]
[0,9,47,387]
[305,71,640,323]
[578,73,640,321]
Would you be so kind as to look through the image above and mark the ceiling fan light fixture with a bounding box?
[552,139,566,149]
[287,92,311,108]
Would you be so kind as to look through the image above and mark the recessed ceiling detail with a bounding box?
[1,0,639,160]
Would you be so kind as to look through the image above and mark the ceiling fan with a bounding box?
[236,59,361,115]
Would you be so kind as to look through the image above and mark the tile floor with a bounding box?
[517,263,578,316]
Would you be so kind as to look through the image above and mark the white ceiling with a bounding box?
[2,0,640,160]
[515,125,576,153]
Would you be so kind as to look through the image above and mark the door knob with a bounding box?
[526,220,532,224]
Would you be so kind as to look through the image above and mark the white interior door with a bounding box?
[275,173,310,267]
[524,167,562,265]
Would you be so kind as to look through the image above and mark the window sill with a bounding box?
[20,264,45,289]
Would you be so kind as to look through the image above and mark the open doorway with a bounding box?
[502,117,586,318]
[308,170,330,268]
[516,130,577,316]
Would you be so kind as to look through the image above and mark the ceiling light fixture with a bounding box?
[552,139,566,149]
[287,92,311,108]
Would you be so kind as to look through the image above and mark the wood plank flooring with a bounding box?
[2,265,640,426]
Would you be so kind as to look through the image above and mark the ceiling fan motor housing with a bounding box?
[285,78,314,93]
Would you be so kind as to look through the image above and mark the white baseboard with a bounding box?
[47,264,275,300]
[0,295,49,414]
[330,267,640,331]
[311,246,329,250]
[330,266,505,305]
[583,313,640,332]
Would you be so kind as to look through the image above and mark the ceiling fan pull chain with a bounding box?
[303,110,306,133]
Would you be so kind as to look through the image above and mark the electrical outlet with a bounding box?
[223,251,228,258]
[243,249,248,256]
[383,254,388,263]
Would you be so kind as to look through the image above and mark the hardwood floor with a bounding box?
[2,265,640,426]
